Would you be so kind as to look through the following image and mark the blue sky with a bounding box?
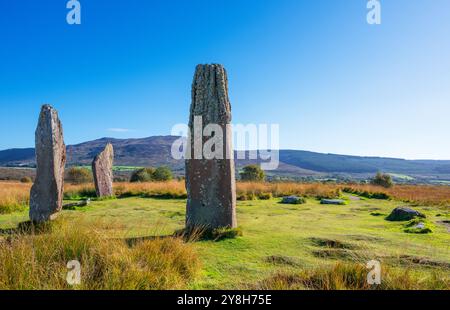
[0,0,449,159]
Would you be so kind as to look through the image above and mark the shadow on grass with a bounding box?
[0,220,53,236]
[124,226,243,247]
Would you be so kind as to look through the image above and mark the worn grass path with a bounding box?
[0,195,449,289]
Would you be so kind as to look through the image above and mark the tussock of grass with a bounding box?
[0,218,200,290]
[370,212,385,217]
[264,255,300,267]
[393,255,450,269]
[402,219,433,234]
[312,249,356,260]
[177,226,243,242]
[310,238,356,249]
[253,262,450,290]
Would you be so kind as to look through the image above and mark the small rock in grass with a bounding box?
[386,207,426,222]
[414,222,425,230]
[320,199,346,205]
[281,196,306,205]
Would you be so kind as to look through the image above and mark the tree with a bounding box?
[130,168,155,183]
[240,165,265,182]
[153,166,173,182]
[370,172,394,188]
[67,167,93,184]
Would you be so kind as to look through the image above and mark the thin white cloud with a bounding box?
[107,128,135,133]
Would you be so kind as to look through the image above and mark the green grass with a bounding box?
[0,194,449,289]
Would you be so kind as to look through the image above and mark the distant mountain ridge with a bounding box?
[1,136,450,182]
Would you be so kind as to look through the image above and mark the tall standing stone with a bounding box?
[185,64,237,230]
[29,105,66,223]
[92,143,114,198]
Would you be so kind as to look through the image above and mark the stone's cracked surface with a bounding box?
[92,143,114,197]
[29,105,66,223]
[185,64,237,230]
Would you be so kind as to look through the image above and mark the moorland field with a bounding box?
[0,181,449,290]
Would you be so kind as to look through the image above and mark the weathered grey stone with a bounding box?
[29,105,66,223]
[281,196,305,205]
[92,143,114,197]
[386,207,426,221]
[320,199,346,205]
[185,64,237,230]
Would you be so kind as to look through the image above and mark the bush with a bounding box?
[20,177,32,183]
[130,167,173,183]
[240,165,265,182]
[370,172,394,188]
[130,168,155,183]
[153,166,173,182]
[67,167,93,185]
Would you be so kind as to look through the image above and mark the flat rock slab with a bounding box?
[386,207,426,221]
[321,199,346,205]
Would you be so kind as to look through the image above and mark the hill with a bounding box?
[1,136,450,183]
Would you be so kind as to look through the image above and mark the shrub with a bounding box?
[20,177,32,183]
[153,166,173,182]
[403,219,433,234]
[130,168,155,183]
[67,167,93,185]
[211,227,243,241]
[240,165,265,182]
[370,172,394,188]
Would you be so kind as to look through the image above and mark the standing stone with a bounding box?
[29,105,66,223]
[185,64,237,230]
[92,143,114,197]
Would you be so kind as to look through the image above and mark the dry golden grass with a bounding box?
[1,180,449,214]
[0,182,31,214]
[237,182,340,200]
[0,217,200,290]
[341,184,450,206]
[253,262,449,290]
